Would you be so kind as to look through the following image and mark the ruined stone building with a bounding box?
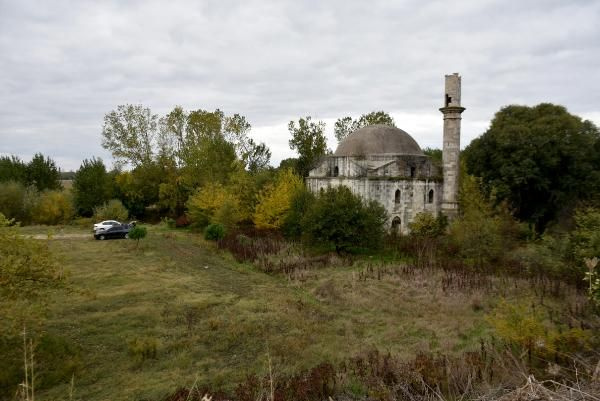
[306,73,465,233]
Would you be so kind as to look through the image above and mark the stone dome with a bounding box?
[334,124,424,156]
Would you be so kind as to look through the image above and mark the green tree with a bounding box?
[101,104,158,167]
[72,158,113,216]
[222,114,271,172]
[128,225,147,248]
[278,158,298,173]
[181,136,237,188]
[463,103,600,231]
[180,109,238,188]
[569,207,600,263]
[0,155,27,183]
[158,105,187,167]
[243,139,271,173]
[288,116,328,177]
[334,111,396,142]
[113,171,146,217]
[281,185,315,238]
[26,153,62,191]
[302,186,387,253]
[449,171,518,268]
[0,181,38,224]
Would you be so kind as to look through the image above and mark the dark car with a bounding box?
[94,223,132,240]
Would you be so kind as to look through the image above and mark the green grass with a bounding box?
[21,226,557,400]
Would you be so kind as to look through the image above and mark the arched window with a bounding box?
[428,189,434,204]
[333,166,339,177]
[410,166,416,178]
[391,217,401,234]
[394,189,401,204]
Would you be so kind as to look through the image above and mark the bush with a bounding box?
[93,199,129,222]
[175,214,190,228]
[161,216,176,228]
[32,190,75,225]
[127,336,158,363]
[129,225,147,248]
[204,223,226,241]
[0,181,37,224]
[0,333,81,398]
[302,186,387,254]
[282,186,315,238]
[72,216,94,228]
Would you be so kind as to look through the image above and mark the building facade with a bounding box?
[306,73,464,233]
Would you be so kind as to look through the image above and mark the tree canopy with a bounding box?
[463,103,600,231]
[334,111,396,142]
[73,158,113,216]
[27,153,62,191]
[288,116,328,177]
[102,104,158,167]
[0,153,62,192]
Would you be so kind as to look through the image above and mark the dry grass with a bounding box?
[19,225,596,400]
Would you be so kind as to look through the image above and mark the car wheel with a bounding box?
[99,235,106,240]
[124,233,129,239]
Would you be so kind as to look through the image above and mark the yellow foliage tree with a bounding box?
[32,190,75,225]
[253,168,303,229]
[186,182,241,228]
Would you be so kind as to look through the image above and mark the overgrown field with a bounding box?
[15,226,597,400]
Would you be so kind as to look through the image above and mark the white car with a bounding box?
[93,220,122,232]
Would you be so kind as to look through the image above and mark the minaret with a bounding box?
[440,73,465,218]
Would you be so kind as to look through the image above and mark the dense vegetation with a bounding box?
[463,103,600,231]
[1,104,600,400]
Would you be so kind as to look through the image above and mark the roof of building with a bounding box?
[334,124,424,156]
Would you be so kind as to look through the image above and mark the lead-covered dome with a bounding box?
[334,124,423,156]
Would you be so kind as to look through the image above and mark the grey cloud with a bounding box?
[1,0,599,169]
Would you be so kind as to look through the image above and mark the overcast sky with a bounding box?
[1,0,599,171]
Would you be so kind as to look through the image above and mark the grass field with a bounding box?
[23,225,576,400]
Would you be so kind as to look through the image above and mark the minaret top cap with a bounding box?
[441,73,465,113]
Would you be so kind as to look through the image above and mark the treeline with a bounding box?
[0,154,69,225]
[0,107,396,253]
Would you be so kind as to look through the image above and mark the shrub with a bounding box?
[281,186,315,238]
[127,336,158,363]
[32,190,75,225]
[0,333,81,398]
[72,216,94,228]
[129,226,147,248]
[161,216,176,228]
[302,186,387,254]
[175,214,190,227]
[0,181,37,224]
[204,223,226,241]
[408,212,447,268]
[93,199,129,222]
